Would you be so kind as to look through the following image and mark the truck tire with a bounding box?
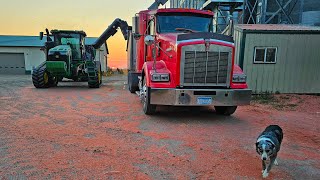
[214,106,237,116]
[142,76,156,115]
[32,67,50,88]
[128,72,139,93]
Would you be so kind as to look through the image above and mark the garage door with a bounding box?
[0,53,25,74]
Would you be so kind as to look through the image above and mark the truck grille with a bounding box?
[183,51,230,86]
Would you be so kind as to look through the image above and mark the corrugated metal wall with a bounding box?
[238,32,320,94]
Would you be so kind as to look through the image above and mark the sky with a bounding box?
[0,0,159,68]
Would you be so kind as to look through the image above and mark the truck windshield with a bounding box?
[157,14,213,33]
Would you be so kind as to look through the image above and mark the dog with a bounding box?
[256,125,283,178]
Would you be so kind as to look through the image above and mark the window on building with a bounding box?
[254,47,277,64]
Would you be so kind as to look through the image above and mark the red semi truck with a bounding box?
[125,7,252,115]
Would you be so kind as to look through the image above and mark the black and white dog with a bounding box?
[256,125,283,178]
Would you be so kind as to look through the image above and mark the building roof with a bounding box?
[235,24,320,34]
[0,35,100,47]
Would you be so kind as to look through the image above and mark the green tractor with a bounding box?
[32,29,102,88]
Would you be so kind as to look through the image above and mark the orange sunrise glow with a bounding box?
[0,0,155,68]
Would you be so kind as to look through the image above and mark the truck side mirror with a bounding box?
[40,32,44,40]
[133,33,142,40]
[144,35,155,46]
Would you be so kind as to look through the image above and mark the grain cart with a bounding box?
[125,0,252,115]
[32,29,102,88]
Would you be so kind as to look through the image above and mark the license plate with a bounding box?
[197,97,212,105]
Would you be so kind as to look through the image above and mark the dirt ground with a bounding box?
[0,75,319,179]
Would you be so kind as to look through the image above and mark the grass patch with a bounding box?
[252,93,299,111]
[252,92,277,104]
[279,95,290,100]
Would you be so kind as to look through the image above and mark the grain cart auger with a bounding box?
[32,29,102,88]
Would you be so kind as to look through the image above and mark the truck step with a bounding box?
[135,91,140,96]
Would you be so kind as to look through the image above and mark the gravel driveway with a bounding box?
[0,75,319,179]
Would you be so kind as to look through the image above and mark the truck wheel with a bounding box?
[128,72,138,93]
[32,67,49,88]
[214,106,237,116]
[141,76,156,115]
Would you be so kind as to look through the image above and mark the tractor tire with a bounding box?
[32,67,50,88]
[214,106,237,116]
[128,72,139,93]
[88,63,102,88]
[49,76,58,87]
[141,76,156,115]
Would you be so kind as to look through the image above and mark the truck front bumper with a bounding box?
[150,88,252,106]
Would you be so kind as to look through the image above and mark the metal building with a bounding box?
[169,0,320,33]
[243,0,320,26]
[0,36,108,74]
[234,24,320,94]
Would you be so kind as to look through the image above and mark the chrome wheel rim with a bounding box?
[44,72,49,84]
[142,79,147,108]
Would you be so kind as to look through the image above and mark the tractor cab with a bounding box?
[51,30,86,60]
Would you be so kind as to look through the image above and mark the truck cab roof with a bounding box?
[142,8,214,17]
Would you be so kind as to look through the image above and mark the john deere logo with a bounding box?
[55,55,60,58]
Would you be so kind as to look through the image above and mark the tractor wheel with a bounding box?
[128,72,139,93]
[99,68,102,85]
[214,106,237,116]
[88,63,101,88]
[32,67,50,88]
[141,76,156,115]
[49,76,58,87]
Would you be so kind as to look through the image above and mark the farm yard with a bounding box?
[0,75,319,179]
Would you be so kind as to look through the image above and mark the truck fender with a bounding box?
[231,64,248,89]
[233,64,244,75]
[142,60,171,87]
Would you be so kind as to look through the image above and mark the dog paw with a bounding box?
[274,159,279,166]
[262,171,269,178]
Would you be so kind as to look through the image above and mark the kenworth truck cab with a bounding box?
[126,8,251,115]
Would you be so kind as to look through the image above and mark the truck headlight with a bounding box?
[151,73,170,82]
[233,74,247,83]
